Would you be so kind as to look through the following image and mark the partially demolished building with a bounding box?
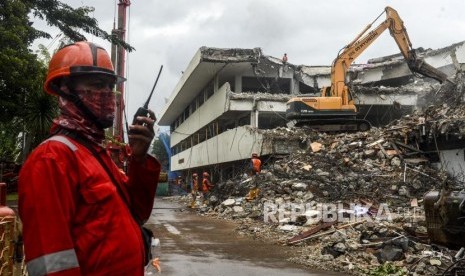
[158,41,465,181]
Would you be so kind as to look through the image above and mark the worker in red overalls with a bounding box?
[246,153,262,200]
[201,171,214,204]
[18,41,161,275]
[190,173,199,208]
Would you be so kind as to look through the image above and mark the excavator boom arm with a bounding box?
[331,12,391,97]
[285,6,450,132]
[331,6,448,99]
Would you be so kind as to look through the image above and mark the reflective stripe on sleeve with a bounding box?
[27,249,79,276]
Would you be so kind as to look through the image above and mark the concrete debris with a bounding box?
[174,72,465,275]
[228,91,292,101]
[310,142,323,152]
[200,47,261,63]
[221,198,236,207]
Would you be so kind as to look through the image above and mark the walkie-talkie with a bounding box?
[130,65,163,133]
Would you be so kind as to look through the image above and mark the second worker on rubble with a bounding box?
[245,153,261,201]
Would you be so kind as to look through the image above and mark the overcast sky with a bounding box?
[33,0,465,131]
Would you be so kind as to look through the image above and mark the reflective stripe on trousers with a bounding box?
[27,249,79,276]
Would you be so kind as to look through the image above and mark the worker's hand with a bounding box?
[128,109,156,162]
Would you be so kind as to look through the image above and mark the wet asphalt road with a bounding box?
[144,198,341,276]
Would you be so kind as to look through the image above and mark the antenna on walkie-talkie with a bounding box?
[131,65,163,125]
[142,65,163,109]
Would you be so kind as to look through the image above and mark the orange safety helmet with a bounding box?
[44,41,125,96]
[202,172,209,177]
[251,153,258,158]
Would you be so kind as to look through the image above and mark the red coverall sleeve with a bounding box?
[126,155,161,222]
[19,143,81,276]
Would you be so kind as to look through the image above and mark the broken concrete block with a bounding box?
[303,192,314,201]
[310,142,323,152]
[232,206,244,213]
[364,149,376,157]
[222,198,236,206]
[376,245,404,263]
[279,224,300,232]
[333,242,347,253]
[391,157,402,166]
[429,259,441,266]
[292,182,308,191]
[398,186,409,196]
[385,149,398,156]
[315,169,330,176]
[348,141,362,148]
[301,164,312,171]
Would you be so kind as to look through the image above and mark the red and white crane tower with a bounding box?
[109,0,131,167]
[111,0,130,143]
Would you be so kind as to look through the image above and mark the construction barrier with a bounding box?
[0,183,27,276]
[156,182,169,196]
[0,183,15,275]
[0,215,15,275]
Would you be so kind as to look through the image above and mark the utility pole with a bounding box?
[109,0,131,169]
[111,0,131,142]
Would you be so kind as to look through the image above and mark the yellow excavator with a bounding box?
[286,6,449,131]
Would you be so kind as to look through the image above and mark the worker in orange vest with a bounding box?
[246,153,261,200]
[190,173,199,208]
[201,171,214,204]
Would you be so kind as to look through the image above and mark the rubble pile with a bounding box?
[423,73,465,136]
[177,125,459,275]
[178,74,465,275]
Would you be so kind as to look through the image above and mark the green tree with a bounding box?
[0,0,132,162]
[0,121,22,162]
[28,0,133,51]
[152,135,169,170]
[0,0,46,123]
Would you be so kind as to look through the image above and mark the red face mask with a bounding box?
[53,77,117,144]
[52,88,116,144]
[75,88,116,128]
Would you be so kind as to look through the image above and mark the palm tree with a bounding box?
[21,87,58,159]
[0,121,22,162]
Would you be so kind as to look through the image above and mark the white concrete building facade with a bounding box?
[158,42,465,179]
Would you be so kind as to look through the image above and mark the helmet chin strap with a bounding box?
[50,83,106,130]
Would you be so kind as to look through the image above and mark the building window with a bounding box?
[183,107,189,121]
[198,92,204,106]
[189,101,196,114]
[205,80,214,99]
[242,76,291,94]
[238,116,250,127]
[299,81,318,94]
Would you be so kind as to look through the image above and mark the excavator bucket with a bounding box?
[407,57,450,84]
